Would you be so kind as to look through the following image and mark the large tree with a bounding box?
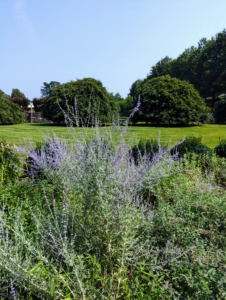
[33,97,46,112]
[149,56,173,78]
[149,29,226,106]
[11,88,25,98]
[42,78,119,125]
[214,97,226,123]
[10,88,29,110]
[41,81,60,97]
[0,90,25,125]
[137,75,210,126]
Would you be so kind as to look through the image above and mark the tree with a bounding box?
[0,91,25,125]
[10,88,29,110]
[214,97,226,123]
[33,97,46,112]
[148,29,226,106]
[42,78,119,125]
[129,79,144,98]
[110,92,124,102]
[41,81,60,97]
[149,56,173,78]
[11,88,26,98]
[195,31,226,103]
[137,75,210,126]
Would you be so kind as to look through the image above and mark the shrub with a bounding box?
[1,104,226,298]
[171,136,211,157]
[2,127,183,298]
[0,90,25,125]
[138,75,211,125]
[131,138,166,165]
[214,139,226,158]
[0,142,20,184]
[1,136,226,298]
[24,136,68,180]
[42,78,119,125]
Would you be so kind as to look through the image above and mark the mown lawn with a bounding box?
[1,122,226,148]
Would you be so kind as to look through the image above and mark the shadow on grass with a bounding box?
[128,123,205,128]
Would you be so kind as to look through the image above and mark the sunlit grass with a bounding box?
[1,123,226,148]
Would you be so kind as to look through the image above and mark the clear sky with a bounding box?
[1,0,226,100]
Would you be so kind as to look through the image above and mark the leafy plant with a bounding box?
[0,92,25,125]
[138,75,211,125]
[130,137,164,164]
[214,138,226,158]
[1,105,226,298]
[0,142,20,184]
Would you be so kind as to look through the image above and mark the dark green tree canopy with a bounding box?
[10,88,29,110]
[41,81,60,97]
[149,29,226,105]
[11,88,26,98]
[150,56,173,78]
[42,78,119,125]
[33,97,46,112]
[214,97,226,123]
[129,79,144,98]
[0,92,25,125]
[138,75,210,126]
[110,92,124,102]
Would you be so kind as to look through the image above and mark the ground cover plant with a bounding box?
[1,102,226,298]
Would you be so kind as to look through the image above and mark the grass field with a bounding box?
[1,122,226,148]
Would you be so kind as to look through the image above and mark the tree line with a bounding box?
[125,28,226,124]
[1,28,226,125]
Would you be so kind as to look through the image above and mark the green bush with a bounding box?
[42,78,119,125]
[172,136,212,157]
[131,138,164,164]
[171,136,213,172]
[214,98,226,123]
[214,139,226,158]
[0,142,20,184]
[138,75,211,125]
[0,91,25,125]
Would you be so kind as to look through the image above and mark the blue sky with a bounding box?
[1,0,226,100]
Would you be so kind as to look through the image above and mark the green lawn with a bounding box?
[1,122,226,148]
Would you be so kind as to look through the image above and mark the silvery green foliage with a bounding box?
[20,128,177,203]
[0,101,189,298]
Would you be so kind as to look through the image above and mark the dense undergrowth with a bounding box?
[1,128,226,299]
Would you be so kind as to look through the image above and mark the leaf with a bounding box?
[26,261,43,277]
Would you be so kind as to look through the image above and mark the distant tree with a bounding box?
[110,92,126,115]
[149,56,173,78]
[195,32,226,102]
[33,97,46,112]
[11,88,26,98]
[42,78,119,125]
[110,92,124,102]
[148,29,226,105]
[171,46,200,88]
[138,75,211,126]
[10,88,29,110]
[41,81,60,97]
[129,79,144,98]
[127,79,147,123]
[214,97,226,123]
[10,97,30,110]
[0,92,25,125]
